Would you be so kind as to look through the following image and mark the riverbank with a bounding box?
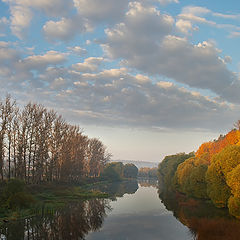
[0,179,111,224]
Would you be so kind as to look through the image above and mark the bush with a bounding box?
[7,192,35,209]
[1,179,35,210]
[101,165,121,181]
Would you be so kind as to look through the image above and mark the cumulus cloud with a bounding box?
[72,57,105,73]
[177,5,240,33]
[176,19,196,34]
[18,51,66,72]
[3,0,73,17]
[73,0,129,24]
[0,42,239,131]
[8,4,32,39]
[43,16,89,42]
[0,44,68,91]
[67,46,87,56]
[0,44,19,63]
[157,0,179,4]
[139,0,179,5]
[103,2,174,58]
[2,0,73,38]
[102,2,240,104]
[56,68,239,130]
[1,0,240,133]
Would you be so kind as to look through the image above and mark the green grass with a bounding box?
[0,181,109,223]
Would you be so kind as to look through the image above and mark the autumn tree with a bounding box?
[158,152,194,191]
[176,154,209,199]
[0,96,111,184]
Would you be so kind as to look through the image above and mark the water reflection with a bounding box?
[0,181,138,240]
[88,180,139,198]
[159,190,240,240]
[0,199,109,240]
[138,178,158,188]
[3,180,236,240]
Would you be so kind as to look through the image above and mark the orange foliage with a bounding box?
[195,130,240,163]
[195,142,213,162]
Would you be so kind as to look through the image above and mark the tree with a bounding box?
[101,162,122,181]
[0,95,111,184]
[234,120,240,130]
[206,145,240,208]
[158,152,194,191]
[123,164,138,178]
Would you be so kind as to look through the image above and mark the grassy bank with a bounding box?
[0,179,110,223]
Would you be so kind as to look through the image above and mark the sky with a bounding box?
[0,0,240,162]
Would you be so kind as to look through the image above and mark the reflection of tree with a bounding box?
[159,189,240,240]
[138,178,158,188]
[0,181,139,239]
[89,180,138,198]
[0,199,110,240]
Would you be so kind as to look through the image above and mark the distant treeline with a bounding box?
[138,167,158,179]
[102,162,138,181]
[158,126,240,218]
[0,95,111,184]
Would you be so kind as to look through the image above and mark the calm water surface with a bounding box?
[87,181,191,240]
[1,180,239,240]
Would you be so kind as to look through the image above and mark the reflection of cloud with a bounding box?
[88,204,189,239]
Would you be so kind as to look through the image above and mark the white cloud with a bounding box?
[3,0,73,17]
[0,41,239,131]
[67,46,87,56]
[8,4,32,39]
[43,17,88,42]
[157,81,174,88]
[103,3,240,104]
[135,74,151,84]
[224,56,232,63]
[72,57,105,73]
[178,13,215,26]
[229,31,240,38]
[2,0,73,38]
[176,19,195,34]
[86,40,91,45]
[19,51,66,71]
[73,0,129,24]
[157,0,179,4]
[181,6,211,16]
[63,68,239,130]
[213,12,240,20]
[178,5,240,33]
[140,0,179,5]
[103,2,174,59]
[0,45,19,63]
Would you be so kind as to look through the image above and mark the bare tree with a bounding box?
[234,120,240,130]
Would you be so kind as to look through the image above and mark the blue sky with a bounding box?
[0,0,240,162]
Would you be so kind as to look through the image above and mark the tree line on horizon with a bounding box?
[0,95,111,184]
[158,124,240,219]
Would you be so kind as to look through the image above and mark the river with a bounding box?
[1,180,240,240]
